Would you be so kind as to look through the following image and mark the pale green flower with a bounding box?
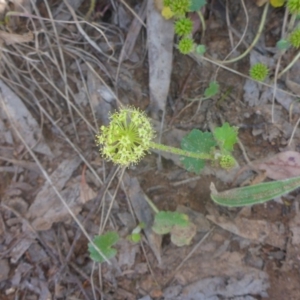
[287,0,300,14]
[289,28,300,48]
[249,63,269,82]
[96,107,155,166]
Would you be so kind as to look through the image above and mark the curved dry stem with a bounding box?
[277,50,300,78]
[195,54,299,100]
[1,102,111,264]
[100,167,125,233]
[211,2,269,65]
[215,0,249,80]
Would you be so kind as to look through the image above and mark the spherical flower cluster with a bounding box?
[169,0,191,16]
[249,63,269,82]
[175,17,193,36]
[96,108,155,166]
[287,0,300,14]
[161,6,174,19]
[289,28,300,48]
[219,155,236,169]
[178,37,195,54]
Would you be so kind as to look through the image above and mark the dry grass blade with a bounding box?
[0,0,127,271]
[1,100,111,264]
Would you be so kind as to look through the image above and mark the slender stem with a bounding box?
[277,50,300,78]
[197,10,206,40]
[144,194,159,214]
[287,13,296,33]
[150,141,214,160]
[210,2,269,64]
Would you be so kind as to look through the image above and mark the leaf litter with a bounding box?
[1,0,300,299]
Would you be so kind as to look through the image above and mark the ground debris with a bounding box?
[0,80,53,157]
[122,172,162,265]
[206,206,286,249]
[147,0,173,115]
[27,157,85,230]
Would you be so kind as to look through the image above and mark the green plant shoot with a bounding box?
[152,211,189,234]
[213,122,238,152]
[204,81,220,98]
[128,222,145,243]
[152,211,196,246]
[210,175,300,207]
[88,231,119,263]
[96,107,238,174]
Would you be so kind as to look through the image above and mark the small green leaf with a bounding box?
[88,231,119,263]
[204,81,219,98]
[213,123,238,152]
[152,211,190,235]
[130,233,141,243]
[189,0,206,11]
[181,130,217,174]
[276,39,290,50]
[196,44,206,55]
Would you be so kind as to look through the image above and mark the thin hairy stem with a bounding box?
[149,142,214,160]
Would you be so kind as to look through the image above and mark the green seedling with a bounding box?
[210,175,300,207]
[152,211,190,234]
[146,197,197,247]
[181,122,238,174]
[88,231,119,263]
[204,81,220,98]
[153,211,196,246]
[188,81,219,102]
[143,195,196,246]
[96,107,238,173]
[128,222,145,243]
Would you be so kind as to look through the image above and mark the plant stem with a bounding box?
[277,50,300,78]
[211,2,269,64]
[197,10,206,40]
[149,141,213,160]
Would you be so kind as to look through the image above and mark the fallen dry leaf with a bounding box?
[253,151,300,180]
[80,165,97,202]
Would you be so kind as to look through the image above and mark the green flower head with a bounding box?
[289,28,300,48]
[175,17,193,36]
[249,63,269,82]
[219,155,236,169]
[96,107,155,166]
[170,0,191,16]
[178,37,195,54]
[287,0,300,14]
